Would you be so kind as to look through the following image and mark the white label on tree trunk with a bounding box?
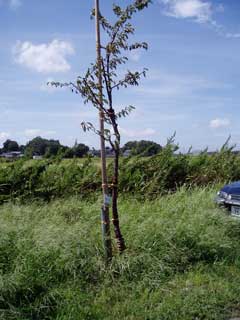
[104,194,112,205]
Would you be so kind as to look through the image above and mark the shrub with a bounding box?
[1,142,240,202]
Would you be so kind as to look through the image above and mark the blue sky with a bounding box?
[1,0,240,151]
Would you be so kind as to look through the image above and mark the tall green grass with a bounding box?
[1,186,240,319]
[1,143,240,202]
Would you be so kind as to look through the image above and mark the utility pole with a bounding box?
[95,0,112,262]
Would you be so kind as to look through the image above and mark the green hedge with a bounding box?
[1,144,240,202]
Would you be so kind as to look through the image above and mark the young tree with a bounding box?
[50,0,151,258]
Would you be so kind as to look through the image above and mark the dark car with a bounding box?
[215,181,240,217]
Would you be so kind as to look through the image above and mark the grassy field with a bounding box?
[1,186,240,319]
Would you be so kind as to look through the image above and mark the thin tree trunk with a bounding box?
[112,148,126,253]
[108,109,126,253]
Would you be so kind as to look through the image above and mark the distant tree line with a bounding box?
[0,137,162,158]
[0,137,90,159]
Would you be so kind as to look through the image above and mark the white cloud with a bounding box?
[134,70,231,99]
[159,0,212,23]
[0,132,10,140]
[226,33,240,39]
[9,0,21,9]
[158,0,240,39]
[13,39,75,73]
[129,51,141,62]
[209,118,230,129]
[24,129,56,138]
[0,0,21,9]
[120,127,156,138]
